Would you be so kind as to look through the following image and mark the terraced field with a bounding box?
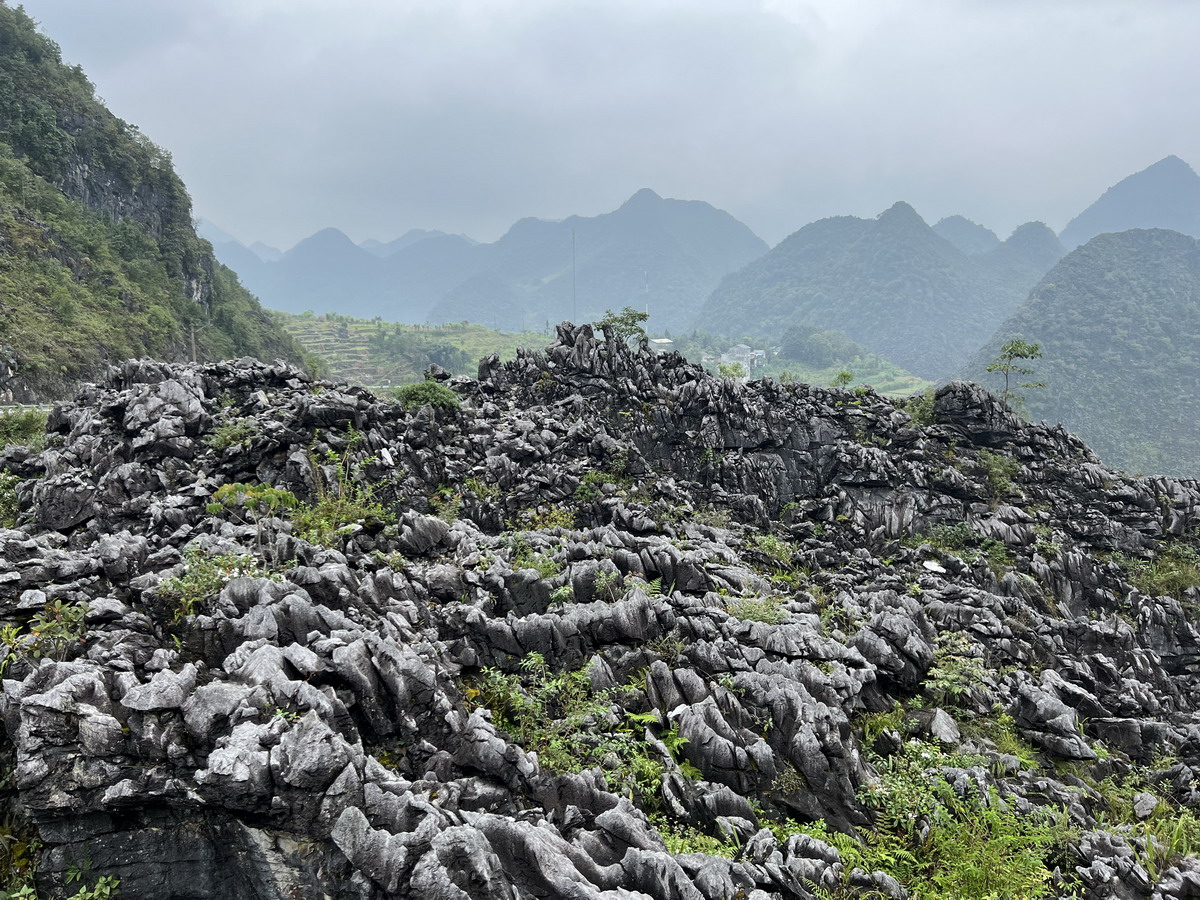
[274,312,550,387]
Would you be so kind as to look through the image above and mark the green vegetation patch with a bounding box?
[0,598,88,674]
[0,408,47,449]
[392,380,461,413]
[468,653,686,809]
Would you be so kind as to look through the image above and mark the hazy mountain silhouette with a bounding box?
[1060,156,1200,249]
[204,190,762,327]
[932,215,1000,255]
[965,228,1200,476]
[427,188,768,330]
[249,240,283,262]
[360,229,478,258]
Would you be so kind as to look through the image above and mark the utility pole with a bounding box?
[572,228,577,325]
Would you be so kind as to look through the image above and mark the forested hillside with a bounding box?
[0,3,303,401]
[965,228,1200,476]
[696,202,1063,380]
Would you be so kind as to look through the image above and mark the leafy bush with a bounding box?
[156,549,271,620]
[0,408,46,450]
[904,388,936,426]
[594,306,648,342]
[727,594,787,624]
[468,653,671,808]
[393,380,461,412]
[428,486,462,522]
[206,418,257,451]
[463,476,499,501]
[1127,543,1200,600]
[593,570,622,600]
[0,471,19,527]
[1091,758,1200,881]
[922,521,975,551]
[294,438,395,547]
[978,450,1020,498]
[523,507,575,531]
[925,632,988,708]
[854,739,1071,899]
[0,599,88,673]
[574,467,629,502]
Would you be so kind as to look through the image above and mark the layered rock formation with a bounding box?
[3,328,1200,898]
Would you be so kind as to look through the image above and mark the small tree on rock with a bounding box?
[595,307,649,343]
[987,338,1044,408]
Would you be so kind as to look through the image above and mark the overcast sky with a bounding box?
[15,0,1200,250]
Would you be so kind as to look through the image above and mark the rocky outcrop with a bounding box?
[3,328,1200,898]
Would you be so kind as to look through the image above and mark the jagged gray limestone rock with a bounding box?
[2,330,1200,897]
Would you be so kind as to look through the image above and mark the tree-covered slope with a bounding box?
[0,3,303,401]
[695,202,1062,380]
[964,228,1200,476]
[1060,156,1200,249]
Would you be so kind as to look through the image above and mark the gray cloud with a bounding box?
[17,0,1200,249]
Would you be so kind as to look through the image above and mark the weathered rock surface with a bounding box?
[3,328,1200,897]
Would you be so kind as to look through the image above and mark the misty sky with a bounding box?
[14,0,1200,250]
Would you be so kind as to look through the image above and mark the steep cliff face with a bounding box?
[0,5,303,401]
[4,331,1200,898]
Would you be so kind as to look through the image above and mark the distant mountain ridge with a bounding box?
[1060,155,1200,249]
[932,215,1000,255]
[964,227,1200,477]
[207,190,767,330]
[695,202,1063,379]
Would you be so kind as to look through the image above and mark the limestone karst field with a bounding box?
[4,326,1200,898]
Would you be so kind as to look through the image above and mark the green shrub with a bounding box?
[855,739,1070,899]
[574,467,628,502]
[594,570,622,599]
[463,476,499,501]
[0,408,47,450]
[1091,759,1200,881]
[904,388,936,426]
[649,816,738,857]
[295,438,396,547]
[0,599,88,673]
[393,380,461,412]
[925,632,988,708]
[467,653,669,809]
[156,549,272,620]
[727,594,787,624]
[921,521,975,551]
[0,471,19,527]
[206,418,257,451]
[429,486,462,522]
[978,450,1020,498]
[1127,543,1200,600]
[206,481,299,559]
